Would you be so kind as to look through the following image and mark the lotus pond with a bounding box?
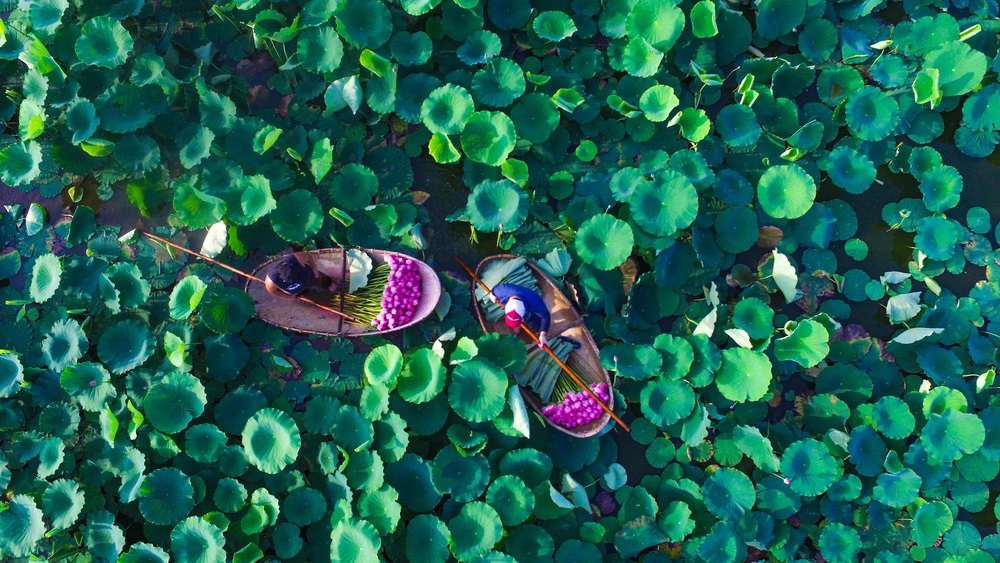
[4,0,1000,561]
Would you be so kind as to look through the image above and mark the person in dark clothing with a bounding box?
[264,252,336,300]
[490,283,551,348]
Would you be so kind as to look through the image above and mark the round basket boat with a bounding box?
[246,248,441,337]
[471,254,613,438]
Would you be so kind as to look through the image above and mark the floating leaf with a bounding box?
[42,480,85,530]
[460,111,516,166]
[139,468,194,526]
[921,411,985,463]
[465,180,528,233]
[845,86,900,142]
[42,319,87,373]
[715,348,773,403]
[631,170,698,237]
[0,495,46,558]
[574,214,634,271]
[0,141,42,186]
[911,501,954,548]
[890,327,943,344]
[449,360,508,423]
[97,319,154,374]
[626,0,684,51]
[641,379,695,428]
[168,276,207,320]
[271,190,324,243]
[397,348,446,403]
[30,253,61,303]
[421,85,474,135]
[298,26,344,74]
[75,16,133,68]
[60,362,115,412]
[242,408,301,474]
[703,468,755,520]
[170,517,226,563]
[639,85,680,122]
[471,58,524,108]
[144,371,206,434]
[773,319,829,368]
[200,287,255,334]
[758,165,816,220]
[449,502,503,561]
[780,439,840,496]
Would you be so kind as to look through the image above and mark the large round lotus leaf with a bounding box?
[65,98,99,144]
[405,514,450,563]
[30,253,61,303]
[107,263,150,308]
[619,38,663,78]
[954,126,999,158]
[0,141,42,187]
[283,487,327,527]
[756,0,805,40]
[918,165,963,212]
[757,164,816,220]
[639,85,680,123]
[97,319,154,374]
[925,41,988,97]
[386,454,441,512]
[431,446,490,503]
[185,424,227,463]
[799,18,838,63]
[144,371,207,434]
[732,298,774,340]
[121,540,168,561]
[640,379,695,428]
[200,287,254,334]
[826,146,876,194]
[510,93,560,144]
[848,425,888,477]
[499,449,553,488]
[397,74,442,124]
[335,0,391,48]
[818,522,861,563]
[364,344,403,387]
[914,216,959,261]
[329,163,378,211]
[271,190,324,243]
[631,170,697,238]
[715,104,761,148]
[448,360,507,422]
[773,319,829,368]
[344,449,385,492]
[574,214,634,271]
[0,495,45,558]
[714,207,758,255]
[168,276,207,320]
[533,11,576,42]
[702,467,755,520]
[212,478,247,513]
[360,385,390,420]
[115,133,162,173]
[486,475,534,527]
[715,348,773,403]
[422,85,474,135]
[474,333,528,376]
[400,0,441,15]
[75,16,133,68]
[873,468,921,508]
[330,519,382,563]
[60,362,116,412]
[458,30,501,64]
[139,468,194,526]
[652,334,694,380]
[780,439,840,496]
[625,0,684,50]
[271,522,302,559]
[42,480,85,530]
[449,501,503,562]
[41,319,86,373]
[242,408,301,474]
[398,348,446,403]
[921,411,985,463]
[359,487,402,535]
[390,31,432,67]
[471,58,525,108]
[170,516,226,563]
[460,111,516,166]
[38,403,79,439]
[872,396,915,439]
[912,501,954,548]
[845,86,899,142]
[466,180,528,233]
[298,26,343,74]
[216,386,266,435]
[600,343,662,380]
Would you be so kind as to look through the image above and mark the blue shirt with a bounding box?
[492,283,551,332]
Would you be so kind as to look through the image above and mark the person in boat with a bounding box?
[264,252,338,300]
[490,283,551,349]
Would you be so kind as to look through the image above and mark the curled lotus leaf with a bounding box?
[533,11,577,42]
[0,353,24,399]
[242,408,301,474]
[42,480,85,531]
[42,319,88,373]
[460,111,517,166]
[60,362,116,412]
[75,16,133,69]
[0,495,45,558]
[773,319,829,368]
[421,85,474,136]
[924,41,988,98]
[30,253,62,303]
[330,518,382,563]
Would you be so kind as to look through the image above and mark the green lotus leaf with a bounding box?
[474,333,528,376]
[954,126,999,158]
[914,216,959,261]
[732,425,779,473]
[873,468,922,508]
[670,107,711,143]
[168,276,207,320]
[329,405,375,451]
[38,403,80,439]
[756,0,805,40]
[335,0,391,49]
[344,449,384,493]
[271,189,324,243]
[328,163,378,211]
[75,16,133,68]
[913,68,941,106]
[918,347,963,384]
[358,486,401,536]
[0,141,42,187]
[200,287,254,334]
[107,263,150,308]
[461,111,516,166]
[534,11,576,42]
[229,174,276,226]
[283,487,327,527]
[620,38,663,78]
[848,425,888,477]
[428,133,460,164]
[97,319,154,374]
[82,510,125,561]
[638,85,679,123]
[422,85,474,135]
[715,104,761,148]
[212,478,247,513]
[924,41,987,97]
[171,180,224,229]
[818,522,861,563]
[918,165,963,212]
[396,75,442,125]
[600,343,662,380]
[389,31,432,67]
[872,396,915,439]
[485,475,534,527]
[139,467,194,526]
[119,542,169,563]
[41,319,86,373]
[204,334,249,384]
[30,253,61,303]
[845,86,900,142]
[510,93,560,144]
[457,30,501,65]
[690,0,718,38]
[65,99,99,144]
[449,501,503,562]
[364,344,403,387]
[360,384,390,421]
[702,467,755,520]
[0,249,19,280]
[912,501,954,548]
[330,519,381,563]
[29,0,69,34]
[780,439,840,496]
[60,362,115,412]
[242,408,301,474]
[826,146,876,194]
[652,334,694,380]
[0,495,45,558]
[626,0,684,50]
[757,164,816,220]
[405,515,450,563]
[175,125,213,170]
[272,523,302,559]
[179,424,224,466]
[145,371,206,434]
[471,58,525,108]
[400,0,441,15]
[42,479,84,530]
[921,411,985,463]
[574,214,634,271]
[773,319,829,368]
[714,206,758,255]
[170,516,226,563]
[466,179,528,233]
[386,454,442,512]
[115,133,161,173]
[397,348,446,403]
[298,26,344,74]
[630,170,697,238]
[431,445,490,502]
[715,348,773,403]
[640,379,695,428]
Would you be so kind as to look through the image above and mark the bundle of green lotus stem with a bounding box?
[341,264,391,324]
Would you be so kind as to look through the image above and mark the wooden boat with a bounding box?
[246,248,441,337]
[472,254,612,438]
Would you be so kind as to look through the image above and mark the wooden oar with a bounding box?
[456,257,630,432]
[138,230,356,322]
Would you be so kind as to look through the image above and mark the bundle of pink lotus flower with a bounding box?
[541,382,611,429]
[371,255,422,330]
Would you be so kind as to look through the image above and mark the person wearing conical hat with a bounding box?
[489,283,551,349]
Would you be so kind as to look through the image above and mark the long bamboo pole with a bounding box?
[456,257,629,432]
[139,230,356,322]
